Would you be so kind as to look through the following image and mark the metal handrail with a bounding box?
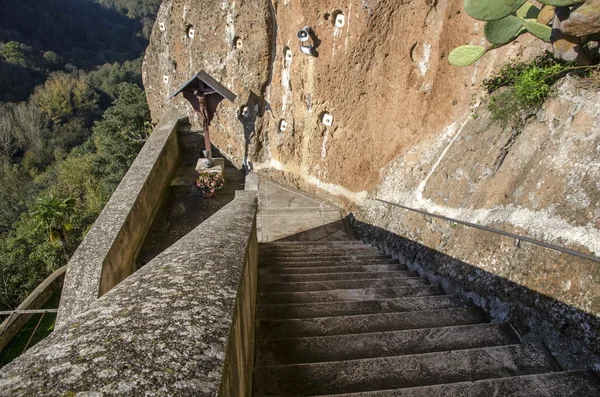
[375,198,600,264]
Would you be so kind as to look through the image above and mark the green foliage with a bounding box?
[88,58,143,100]
[32,195,75,243]
[96,0,162,20]
[488,89,523,125]
[92,83,151,197]
[513,63,565,107]
[483,56,561,92]
[486,57,569,125]
[0,0,160,103]
[0,0,158,314]
[32,71,99,123]
[0,42,35,67]
[0,162,36,233]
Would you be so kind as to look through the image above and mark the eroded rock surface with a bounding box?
[356,77,600,360]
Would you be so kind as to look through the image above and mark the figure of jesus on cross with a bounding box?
[194,87,217,163]
[169,71,237,168]
[182,85,218,166]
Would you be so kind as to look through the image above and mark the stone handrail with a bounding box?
[57,111,188,328]
[0,266,66,352]
[0,190,259,396]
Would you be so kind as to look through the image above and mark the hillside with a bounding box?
[0,0,161,312]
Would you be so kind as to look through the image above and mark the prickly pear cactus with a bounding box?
[451,0,599,66]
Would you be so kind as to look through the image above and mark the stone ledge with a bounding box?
[0,192,258,396]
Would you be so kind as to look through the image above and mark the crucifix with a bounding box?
[169,71,237,167]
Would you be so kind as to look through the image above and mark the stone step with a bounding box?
[256,296,461,320]
[252,343,559,396]
[260,241,364,246]
[256,307,488,339]
[259,277,429,293]
[255,323,519,366]
[259,270,418,284]
[259,258,399,268]
[259,264,409,275]
[261,254,391,263]
[257,286,442,304]
[314,371,600,397]
[259,247,381,255]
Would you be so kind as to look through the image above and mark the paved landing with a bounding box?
[137,160,245,267]
[256,177,353,242]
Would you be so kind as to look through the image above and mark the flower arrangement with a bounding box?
[195,171,224,194]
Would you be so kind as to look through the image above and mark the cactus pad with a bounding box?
[484,16,525,45]
[537,0,584,6]
[516,2,540,19]
[448,45,487,66]
[523,19,553,41]
[464,0,526,21]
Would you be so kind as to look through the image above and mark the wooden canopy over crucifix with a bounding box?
[169,71,237,164]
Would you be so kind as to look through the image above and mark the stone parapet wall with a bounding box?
[0,191,259,396]
[57,111,187,328]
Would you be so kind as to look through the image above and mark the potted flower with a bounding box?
[195,171,224,198]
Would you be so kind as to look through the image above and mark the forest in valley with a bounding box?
[0,0,162,310]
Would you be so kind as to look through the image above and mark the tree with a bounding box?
[32,70,99,123]
[0,161,36,233]
[0,41,34,67]
[94,83,151,144]
[31,195,75,262]
[42,51,62,68]
[92,82,151,196]
[11,101,49,149]
[0,104,21,159]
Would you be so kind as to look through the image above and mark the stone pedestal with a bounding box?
[196,157,225,174]
[196,158,225,185]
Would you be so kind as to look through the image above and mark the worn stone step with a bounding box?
[259,247,380,255]
[314,371,600,397]
[256,296,461,320]
[252,343,558,396]
[260,241,364,246]
[261,254,391,263]
[260,250,382,258]
[257,286,442,304]
[259,258,399,268]
[255,323,519,366]
[259,270,418,284]
[259,277,429,293]
[256,307,488,339]
[259,264,409,275]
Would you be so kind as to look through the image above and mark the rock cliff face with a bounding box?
[143,0,541,187]
[143,1,599,357]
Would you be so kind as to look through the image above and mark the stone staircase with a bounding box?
[253,240,600,396]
